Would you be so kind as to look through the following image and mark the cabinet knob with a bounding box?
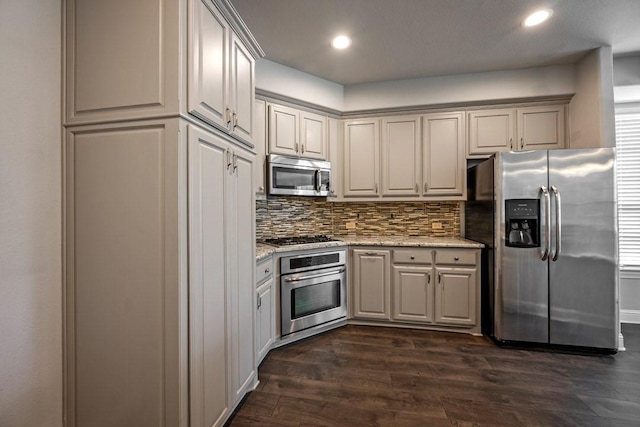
[410,256,415,260]
[520,138,524,149]
[265,268,270,273]
[454,257,459,261]
[258,186,265,193]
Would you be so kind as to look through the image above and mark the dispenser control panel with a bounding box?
[505,199,540,248]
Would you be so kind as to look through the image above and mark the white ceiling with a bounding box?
[231,0,640,85]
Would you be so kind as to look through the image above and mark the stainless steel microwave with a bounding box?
[267,154,331,196]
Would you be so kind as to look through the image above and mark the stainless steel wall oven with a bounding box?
[280,249,347,336]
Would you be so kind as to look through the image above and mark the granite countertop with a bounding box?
[255,236,483,262]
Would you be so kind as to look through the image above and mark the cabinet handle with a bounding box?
[232,112,238,130]
[226,108,232,126]
[510,138,513,150]
[226,149,232,170]
[301,144,305,154]
[415,183,419,193]
[438,272,442,283]
[424,182,428,193]
[295,142,299,153]
[375,183,378,194]
[427,273,431,283]
[232,153,238,173]
[364,252,378,256]
[257,295,262,309]
[520,138,524,149]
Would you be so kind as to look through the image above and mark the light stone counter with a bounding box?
[255,236,483,261]
[256,243,277,262]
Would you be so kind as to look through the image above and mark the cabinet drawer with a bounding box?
[256,257,273,285]
[435,249,476,266]
[393,249,433,264]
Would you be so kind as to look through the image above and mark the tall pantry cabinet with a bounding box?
[63,1,262,426]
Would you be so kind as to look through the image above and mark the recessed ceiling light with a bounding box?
[523,9,553,27]
[332,35,352,50]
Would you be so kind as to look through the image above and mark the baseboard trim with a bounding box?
[621,309,640,324]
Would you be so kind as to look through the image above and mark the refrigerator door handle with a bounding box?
[551,185,561,261]
[540,186,551,261]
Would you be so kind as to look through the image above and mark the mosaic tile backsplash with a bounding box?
[256,196,460,240]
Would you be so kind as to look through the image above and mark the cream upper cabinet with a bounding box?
[300,110,327,159]
[268,103,327,159]
[188,0,230,133]
[268,104,299,156]
[351,249,391,320]
[467,105,567,157]
[422,112,465,197]
[381,116,421,196]
[517,105,566,151]
[189,0,255,145]
[327,117,341,198]
[253,99,267,197]
[65,0,257,147]
[228,32,255,144]
[343,119,380,197]
[467,108,516,156]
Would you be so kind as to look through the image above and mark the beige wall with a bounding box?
[569,47,616,148]
[0,1,62,426]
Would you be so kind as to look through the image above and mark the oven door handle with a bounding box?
[284,268,346,283]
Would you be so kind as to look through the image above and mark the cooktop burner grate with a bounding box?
[263,235,338,246]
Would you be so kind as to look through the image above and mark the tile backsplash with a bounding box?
[256,196,460,240]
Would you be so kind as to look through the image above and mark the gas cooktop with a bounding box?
[263,235,339,246]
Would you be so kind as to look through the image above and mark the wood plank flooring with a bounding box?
[227,324,640,426]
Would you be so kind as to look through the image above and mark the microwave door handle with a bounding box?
[314,168,321,192]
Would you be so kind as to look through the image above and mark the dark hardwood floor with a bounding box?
[228,324,640,426]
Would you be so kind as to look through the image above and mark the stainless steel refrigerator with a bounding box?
[465,148,619,352]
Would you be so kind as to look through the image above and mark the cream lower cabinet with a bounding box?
[351,249,391,320]
[392,265,434,323]
[353,247,480,332]
[255,256,275,365]
[433,249,479,328]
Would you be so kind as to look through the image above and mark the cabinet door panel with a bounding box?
[68,123,179,427]
[230,150,256,400]
[468,109,515,156]
[392,266,434,323]
[517,105,565,150]
[269,104,299,156]
[423,112,465,197]
[352,249,390,319]
[256,279,274,364]
[344,120,380,197]
[229,34,255,143]
[435,267,477,326]
[253,99,267,196]
[188,127,230,427]
[301,111,327,159]
[188,0,229,131]
[381,116,421,196]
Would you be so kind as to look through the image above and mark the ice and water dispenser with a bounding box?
[505,199,540,248]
